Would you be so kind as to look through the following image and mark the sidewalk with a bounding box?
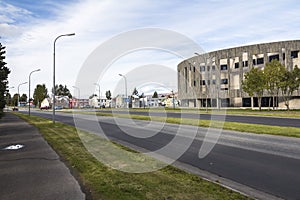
[0,113,85,200]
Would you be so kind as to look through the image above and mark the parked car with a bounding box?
[54,106,63,110]
[40,106,50,110]
[12,107,19,111]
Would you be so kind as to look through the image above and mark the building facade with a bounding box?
[178,40,300,109]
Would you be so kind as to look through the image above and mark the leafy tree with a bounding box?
[132,87,139,96]
[279,66,300,110]
[89,94,97,99]
[12,93,18,106]
[242,68,266,111]
[105,90,112,100]
[20,93,27,102]
[5,92,11,106]
[33,84,48,107]
[53,84,72,98]
[264,59,285,109]
[0,43,11,113]
[152,91,158,98]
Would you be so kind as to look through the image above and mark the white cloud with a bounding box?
[3,0,300,97]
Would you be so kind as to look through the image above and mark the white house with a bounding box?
[40,98,50,109]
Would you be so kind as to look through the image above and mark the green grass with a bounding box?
[90,111,300,138]
[14,112,251,200]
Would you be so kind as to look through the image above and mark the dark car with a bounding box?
[12,107,19,111]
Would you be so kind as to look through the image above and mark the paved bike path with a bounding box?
[0,113,85,200]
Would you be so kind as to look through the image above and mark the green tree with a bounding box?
[12,93,18,106]
[105,90,112,100]
[152,91,158,98]
[89,94,97,99]
[132,87,139,96]
[5,92,11,106]
[279,66,300,110]
[264,59,285,109]
[33,84,48,107]
[242,68,266,111]
[0,43,11,113]
[54,84,72,98]
[20,93,27,102]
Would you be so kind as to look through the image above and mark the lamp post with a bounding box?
[94,83,101,108]
[18,82,28,108]
[118,74,128,108]
[53,33,75,123]
[72,86,80,108]
[171,90,175,109]
[28,69,41,116]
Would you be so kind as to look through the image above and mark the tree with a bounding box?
[242,68,266,111]
[12,93,18,106]
[5,92,11,106]
[33,84,48,107]
[89,94,97,99]
[264,59,285,109]
[0,43,11,113]
[152,91,158,98]
[132,87,139,96]
[105,90,112,100]
[20,93,27,102]
[279,66,300,110]
[53,84,72,98]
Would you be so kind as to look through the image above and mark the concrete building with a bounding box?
[178,40,300,109]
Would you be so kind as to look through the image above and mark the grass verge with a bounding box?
[14,112,251,200]
[93,112,300,138]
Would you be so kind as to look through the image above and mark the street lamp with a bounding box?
[94,83,100,108]
[29,69,41,116]
[72,86,80,108]
[171,90,175,109]
[119,74,128,108]
[18,82,28,107]
[53,33,75,123]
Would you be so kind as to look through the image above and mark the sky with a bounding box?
[1,0,300,98]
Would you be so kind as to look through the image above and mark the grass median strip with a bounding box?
[92,111,300,138]
[14,113,250,200]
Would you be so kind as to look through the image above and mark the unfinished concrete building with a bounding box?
[178,40,300,109]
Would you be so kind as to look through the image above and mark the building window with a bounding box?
[221,78,228,84]
[253,59,257,65]
[200,80,206,85]
[234,63,239,69]
[257,58,264,65]
[212,65,216,71]
[207,65,210,71]
[200,66,205,72]
[193,66,196,72]
[212,80,216,85]
[220,64,227,70]
[243,61,248,67]
[221,88,228,90]
[269,54,279,62]
[207,80,211,85]
[291,50,299,58]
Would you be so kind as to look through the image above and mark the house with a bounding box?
[40,98,50,109]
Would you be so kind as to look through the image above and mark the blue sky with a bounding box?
[1,0,300,98]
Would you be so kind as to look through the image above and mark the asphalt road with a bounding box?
[96,110,300,128]
[26,110,300,200]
